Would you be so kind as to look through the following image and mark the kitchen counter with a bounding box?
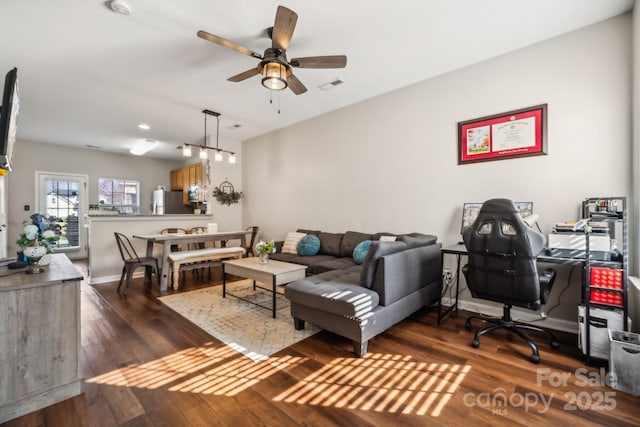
[87,213,213,219]
[86,214,231,284]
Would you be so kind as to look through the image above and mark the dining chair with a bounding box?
[189,226,209,249]
[189,226,212,279]
[161,227,188,252]
[114,232,160,296]
[244,226,259,257]
[160,228,188,284]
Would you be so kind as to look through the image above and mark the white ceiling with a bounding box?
[0,0,634,160]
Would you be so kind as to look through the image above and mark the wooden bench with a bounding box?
[168,247,245,289]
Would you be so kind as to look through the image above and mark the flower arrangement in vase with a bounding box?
[255,240,276,264]
[16,214,61,273]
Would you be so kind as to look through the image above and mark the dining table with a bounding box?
[133,230,248,293]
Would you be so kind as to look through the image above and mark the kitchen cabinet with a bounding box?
[182,167,190,205]
[190,162,203,187]
[170,162,205,205]
[170,169,182,191]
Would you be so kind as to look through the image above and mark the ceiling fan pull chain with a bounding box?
[269,91,273,104]
[277,92,281,114]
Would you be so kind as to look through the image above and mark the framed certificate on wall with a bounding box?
[458,104,547,165]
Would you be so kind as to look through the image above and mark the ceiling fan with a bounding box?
[197,5,347,95]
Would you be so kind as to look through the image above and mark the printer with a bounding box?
[548,220,611,261]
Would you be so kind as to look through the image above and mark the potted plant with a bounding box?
[255,240,276,264]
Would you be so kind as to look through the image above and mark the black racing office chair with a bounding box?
[114,232,160,296]
[462,198,559,363]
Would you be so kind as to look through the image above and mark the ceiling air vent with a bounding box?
[319,79,344,91]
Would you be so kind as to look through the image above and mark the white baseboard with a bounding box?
[88,270,147,285]
[441,296,578,334]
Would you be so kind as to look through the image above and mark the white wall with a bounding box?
[242,14,633,327]
[7,139,185,256]
[206,138,244,232]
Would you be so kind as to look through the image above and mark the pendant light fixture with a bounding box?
[178,110,236,164]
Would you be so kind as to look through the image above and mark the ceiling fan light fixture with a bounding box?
[261,62,287,91]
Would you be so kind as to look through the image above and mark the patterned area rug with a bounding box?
[158,280,319,362]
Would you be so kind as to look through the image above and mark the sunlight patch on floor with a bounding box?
[273,352,471,417]
[87,342,305,396]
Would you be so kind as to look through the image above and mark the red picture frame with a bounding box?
[458,104,547,165]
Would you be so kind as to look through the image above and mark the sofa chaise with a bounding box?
[272,229,442,357]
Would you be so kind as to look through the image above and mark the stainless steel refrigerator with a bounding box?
[164,191,193,214]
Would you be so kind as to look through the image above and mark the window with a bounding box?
[98,177,140,214]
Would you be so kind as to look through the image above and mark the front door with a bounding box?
[36,172,88,258]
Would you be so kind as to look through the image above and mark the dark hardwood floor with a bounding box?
[3,261,639,427]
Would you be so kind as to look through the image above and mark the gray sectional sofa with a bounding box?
[272,229,442,357]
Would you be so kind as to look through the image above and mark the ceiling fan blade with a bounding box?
[227,68,260,82]
[197,30,262,59]
[272,6,298,51]
[290,55,347,69]
[287,73,307,95]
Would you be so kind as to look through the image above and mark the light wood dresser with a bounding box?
[0,253,83,423]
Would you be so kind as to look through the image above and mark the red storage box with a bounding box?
[590,267,623,289]
[589,289,624,307]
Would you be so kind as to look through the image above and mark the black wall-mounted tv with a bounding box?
[0,67,19,171]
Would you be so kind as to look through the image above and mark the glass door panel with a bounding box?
[36,172,87,257]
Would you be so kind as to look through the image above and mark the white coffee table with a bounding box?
[222,257,308,318]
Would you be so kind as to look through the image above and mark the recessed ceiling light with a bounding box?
[85,144,102,150]
[110,0,132,15]
[138,123,150,130]
[230,124,241,129]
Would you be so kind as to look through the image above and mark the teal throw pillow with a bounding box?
[297,235,320,256]
[353,240,373,265]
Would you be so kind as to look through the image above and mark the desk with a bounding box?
[134,230,247,293]
[440,243,625,363]
[438,243,618,325]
